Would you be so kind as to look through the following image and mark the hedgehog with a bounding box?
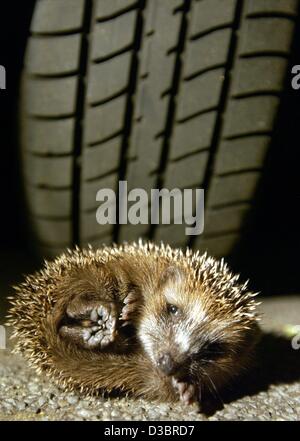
[6,241,261,410]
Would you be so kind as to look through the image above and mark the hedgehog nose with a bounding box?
[157,353,177,375]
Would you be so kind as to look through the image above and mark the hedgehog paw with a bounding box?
[83,303,118,348]
[60,302,118,350]
[120,291,139,326]
[172,377,197,405]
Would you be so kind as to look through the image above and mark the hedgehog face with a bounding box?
[138,264,258,383]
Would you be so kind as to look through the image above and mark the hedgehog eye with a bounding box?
[167,304,179,315]
[202,341,226,359]
[206,342,225,353]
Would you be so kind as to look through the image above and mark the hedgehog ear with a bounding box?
[159,265,184,288]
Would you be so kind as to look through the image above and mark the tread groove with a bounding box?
[210,200,254,210]
[84,169,118,183]
[89,90,128,107]
[87,131,123,147]
[31,29,83,37]
[96,3,138,22]
[164,147,210,165]
[92,45,134,64]
[149,0,191,240]
[189,0,244,248]
[115,0,146,241]
[26,182,72,191]
[232,91,281,99]
[190,24,233,41]
[176,106,218,123]
[246,12,297,21]
[224,131,273,141]
[240,51,290,59]
[25,151,73,158]
[215,168,262,178]
[210,201,251,212]
[27,113,76,121]
[73,0,94,246]
[184,63,227,81]
[26,70,80,80]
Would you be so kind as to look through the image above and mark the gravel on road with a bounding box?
[0,296,299,421]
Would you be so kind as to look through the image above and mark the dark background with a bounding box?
[0,2,299,310]
[0,1,37,313]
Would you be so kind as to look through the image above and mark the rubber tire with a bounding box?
[20,0,298,258]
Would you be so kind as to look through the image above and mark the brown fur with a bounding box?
[6,241,260,408]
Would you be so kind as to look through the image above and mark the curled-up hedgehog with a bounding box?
[6,241,260,410]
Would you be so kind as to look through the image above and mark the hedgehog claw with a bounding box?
[120,292,139,322]
[172,377,197,405]
[90,308,98,322]
[123,292,137,304]
[97,305,109,321]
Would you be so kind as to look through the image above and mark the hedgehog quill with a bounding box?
[6,241,261,410]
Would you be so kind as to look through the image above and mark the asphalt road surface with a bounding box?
[0,295,299,421]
